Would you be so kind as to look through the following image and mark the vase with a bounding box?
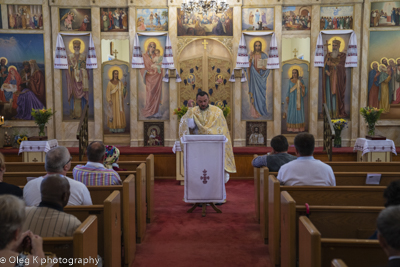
[367,122,375,136]
[334,129,342,148]
[38,123,46,137]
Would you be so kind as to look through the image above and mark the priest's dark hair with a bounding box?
[196,91,209,99]
[87,141,106,163]
[271,135,289,153]
[294,133,314,157]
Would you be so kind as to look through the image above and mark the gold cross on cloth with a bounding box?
[202,39,208,50]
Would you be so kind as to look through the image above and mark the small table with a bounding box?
[353,138,397,162]
[18,139,58,162]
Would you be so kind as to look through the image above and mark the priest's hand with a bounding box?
[188,99,195,107]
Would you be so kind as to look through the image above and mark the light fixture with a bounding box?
[181,0,229,17]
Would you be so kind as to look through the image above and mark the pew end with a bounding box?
[299,216,321,267]
[136,163,147,243]
[280,191,296,267]
[104,190,122,267]
[253,154,260,223]
[268,174,281,266]
[123,174,136,266]
[259,167,269,244]
[146,154,155,223]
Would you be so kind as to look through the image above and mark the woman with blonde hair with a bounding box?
[0,195,45,267]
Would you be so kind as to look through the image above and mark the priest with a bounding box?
[179,91,236,201]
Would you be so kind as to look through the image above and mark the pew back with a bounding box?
[64,191,121,267]
[281,191,384,267]
[267,174,386,266]
[299,216,387,267]
[42,215,98,267]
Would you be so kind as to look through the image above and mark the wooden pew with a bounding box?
[65,191,121,267]
[86,175,137,267]
[5,160,145,172]
[3,170,136,186]
[253,154,260,223]
[281,191,384,267]
[298,216,387,267]
[146,154,154,223]
[136,163,147,243]
[331,259,348,267]
[42,215,98,267]
[267,174,386,266]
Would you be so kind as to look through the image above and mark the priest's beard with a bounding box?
[331,49,339,58]
[74,51,80,56]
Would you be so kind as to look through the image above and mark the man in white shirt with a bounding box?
[277,133,336,186]
[24,146,92,206]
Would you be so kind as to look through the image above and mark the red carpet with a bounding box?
[132,180,271,267]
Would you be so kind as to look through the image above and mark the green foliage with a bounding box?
[360,106,383,124]
[31,108,54,125]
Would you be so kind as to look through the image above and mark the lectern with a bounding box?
[181,134,227,217]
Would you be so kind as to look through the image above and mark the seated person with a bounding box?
[277,133,336,186]
[0,195,45,267]
[370,180,400,239]
[23,174,82,237]
[0,152,23,198]
[104,145,127,171]
[376,205,400,266]
[252,135,297,172]
[24,146,92,206]
[73,141,122,185]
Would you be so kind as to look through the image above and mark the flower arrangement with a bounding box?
[173,103,230,119]
[173,106,189,119]
[360,107,383,136]
[31,108,54,136]
[331,119,347,148]
[12,130,28,148]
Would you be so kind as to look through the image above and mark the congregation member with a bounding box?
[0,195,45,267]
[277,133,336,186]
[24,146,92,206]
[73,141,122,185]
[0,152,23,198]
[23,174,82,237]
[104,145,127,171]
[377,205,400,267]
[252,135,297,171]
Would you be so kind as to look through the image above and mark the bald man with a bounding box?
[23,174,82,237]
[73,141,122,185]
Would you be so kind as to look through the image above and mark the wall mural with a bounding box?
[320,6,353,30]
[8,5,42,30]
[242,8,274,31]
[177,8,233,36]
[138,35,169,121]
[368,31,400,117]
[102,60,130,134]
[318,34,351,119]
[101,8,128,32]
[370,2,400,27]
[241,35,273,121]
[137,8,168,32]
[59,8,91,31]
[282,6,311,31]
[0,34,45,120]
[281,59,309,134]
[61,35,94,121]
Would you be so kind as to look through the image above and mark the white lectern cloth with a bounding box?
[181,135,227,203]
[18,139,58,155]
[353,138,397,156]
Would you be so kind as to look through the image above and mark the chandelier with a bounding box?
[181,0,229,16]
